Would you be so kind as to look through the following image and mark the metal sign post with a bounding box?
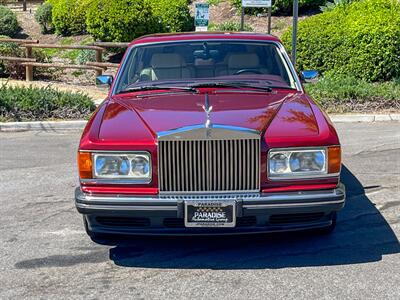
[241,7,245,31]
[241,0,272,32]
[195,3,210,32]
[292,0,299,65]
[267,6,272,34]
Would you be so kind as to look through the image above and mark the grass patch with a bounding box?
[207,0,221,5]
[306,74,400,113]
[41,48,60,57]
[59,49,81,63]
[0,84,96,121]
[79,36,95,46]
[209,21,254,32]
[59,37,74,45]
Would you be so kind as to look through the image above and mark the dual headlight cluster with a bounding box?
[78,146,340,182]
[268,146,341,179]
[78,152,151,182]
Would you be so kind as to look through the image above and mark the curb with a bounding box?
[0,114,399,132]
[330,114,399,123]
[0,120,87,132]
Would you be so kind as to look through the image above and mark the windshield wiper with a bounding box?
[117,85,196,94]
[189,82,272,92]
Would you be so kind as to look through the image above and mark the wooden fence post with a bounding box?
[95,49,103,77]
[25,45,33,81]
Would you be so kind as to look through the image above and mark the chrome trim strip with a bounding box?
[76,203,177,211]
[157,124,260,141]
[80,178,152,185]
[242,199,344,209]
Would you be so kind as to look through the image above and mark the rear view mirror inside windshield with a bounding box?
[193,49,219,59]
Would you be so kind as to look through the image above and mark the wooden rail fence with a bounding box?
[0,38,128,82]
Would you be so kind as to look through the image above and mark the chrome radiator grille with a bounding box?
[158,139,260,192]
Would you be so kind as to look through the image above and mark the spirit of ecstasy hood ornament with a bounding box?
[202,93,213,129]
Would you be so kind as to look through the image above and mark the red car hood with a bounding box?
[97,90,321,142]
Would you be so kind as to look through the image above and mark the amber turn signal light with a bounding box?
[328,146,341,174]
[78,152,92,179]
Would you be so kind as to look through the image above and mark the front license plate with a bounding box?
[184,200,236,228]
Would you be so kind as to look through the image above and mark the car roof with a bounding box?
[128,32,281,46]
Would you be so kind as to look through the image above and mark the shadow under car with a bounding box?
[102,165,400,269]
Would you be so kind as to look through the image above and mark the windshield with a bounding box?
[114,41,297,94]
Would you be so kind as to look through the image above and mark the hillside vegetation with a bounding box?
[282,0,400,82]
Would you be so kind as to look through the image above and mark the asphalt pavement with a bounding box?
[0,122,399,299]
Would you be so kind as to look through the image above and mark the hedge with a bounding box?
[35,2,54,34]
[49,0,89,36]
[0,5,19,37]
[0,85,96,121]
[85,0,161,42]
[151,0,193,33]
[282,0,400,82]
[230,0,326,15]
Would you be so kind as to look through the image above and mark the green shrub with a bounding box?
[50,0,89,36]
[86,0,161,42]
[0,5,19,37]
[320,0,352,12]
[209,21,254,32]
[230,0,326,15]
[150,0,193,32]
[282,0,400,82]
[306,73,400,113]
[35,2,54,34]
[0,84,96,121]
[77,49,96,65]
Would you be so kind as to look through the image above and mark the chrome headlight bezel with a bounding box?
[268,147,338,180]
[81,151,152,184]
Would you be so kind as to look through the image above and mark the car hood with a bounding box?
[97,91,321,142]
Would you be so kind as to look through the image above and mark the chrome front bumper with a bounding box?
[75,184,345,214]
[75,184,345,235]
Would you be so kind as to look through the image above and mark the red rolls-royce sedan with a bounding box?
[75,32,345,238]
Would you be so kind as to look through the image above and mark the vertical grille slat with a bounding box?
[159,138,260,192]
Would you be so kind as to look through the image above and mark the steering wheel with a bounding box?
[234,69,263,75]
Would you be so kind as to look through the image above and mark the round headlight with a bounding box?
[131,156,150,177]
[270,153,289,174]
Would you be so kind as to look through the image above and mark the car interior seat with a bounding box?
[139,53,192,81]
[216,53,269,76]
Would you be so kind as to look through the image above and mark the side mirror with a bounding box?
[96,75,113,87]
[300,70,319,83]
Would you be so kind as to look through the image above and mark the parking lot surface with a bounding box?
[0,122,399,299]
